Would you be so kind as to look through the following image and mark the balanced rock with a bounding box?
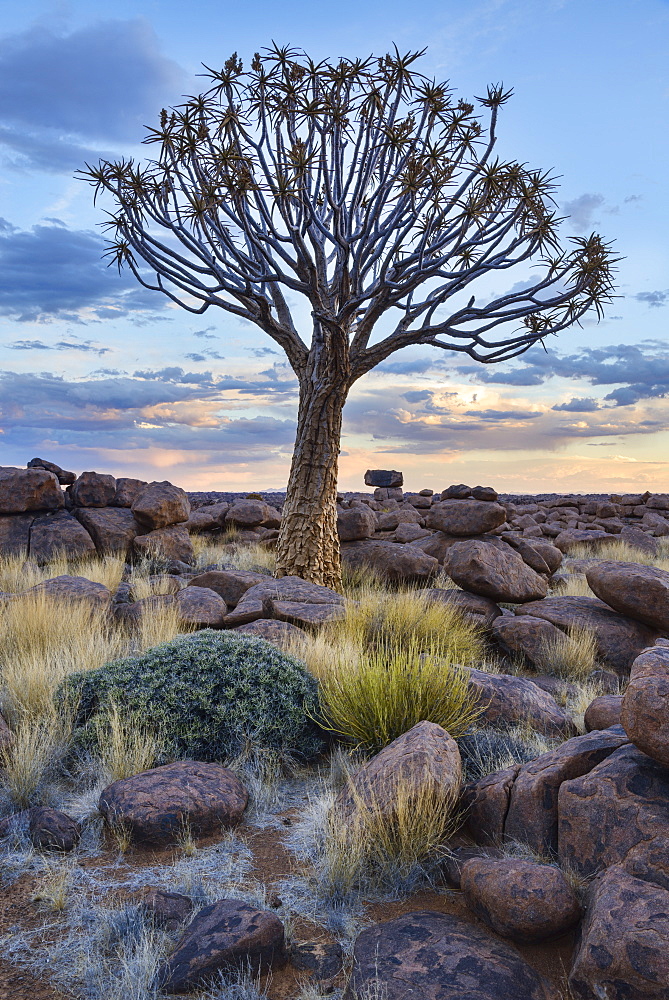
[364,469,403,487]
[225,499,275,528]
[569,866,669,1000]
[98,761,248,846]
[425,499,506,536]
[0,467,63,514]
[346,910,559,1000]
[131,481,190,530]
[461,857,581,943]
[620,645,669,766]
[586,560,669,632]
[444,540,548,603]
[158,899,285,993]
[28,457,76,485]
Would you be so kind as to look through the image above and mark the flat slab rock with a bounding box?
[158,898,285,993]
[98,761,248,846]
[233,619,307,647]
[345,910,559,1000]
[266,599,345,627]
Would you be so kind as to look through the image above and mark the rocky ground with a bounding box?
[1,459,669,999]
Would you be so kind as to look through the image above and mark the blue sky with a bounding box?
[0,0,668,493]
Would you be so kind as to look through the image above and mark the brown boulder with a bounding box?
[557,744,669,877]
[492,615,575,669]
[185,502,230,532]
[569,866,669,1000]
[522,540,563,574]
[586,560,669,632]
[74,507,141,554]
[233,619,307,647]
[444,540,548,603]
[502,535,552,575]
[584,695,623,731]
[620,525,659,555]
[442,846,504,890]
[622,835,669,892]
[413,530,461,562]
[346,910,559,1000]
[224,499,274,528]
[29,511,96,563]
[266,599,345,628]
[113,594,175,625]
[467,669,577,737]
[0,513,34,555]
[133,524,194,564]
[376,507,423,531]
[620,645,669,766]
[69,471,116,508]
[27,457,76,485]
[111,477,148,507]
[340,539,438,584]
[0,468,63,514]
[516,596,660,675]
[158,899,285,993]
[26,575,111,609]
[187,569,269,607]
[139,888,194,931]
[504,729,629,854]
[131,481,190,530]
[554,529,610,552]
[337,505,377,541]
[394,522,432,543]
[461,857,581,943]
[461,765,521,846]
[425,498,506,536]
[335,721,461,824]
[223,575,343,627]
[98,761,248,846]
[28,806,80,852]
[176,586,228,628]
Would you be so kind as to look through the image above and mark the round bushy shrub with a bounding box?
[60,629,323,763]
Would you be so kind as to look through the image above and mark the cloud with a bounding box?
[185,350,225,362]
[248,346,280,357]
[561,193,606,230]
[193,327,218,340]
[402,390,433,403]
[6,338,110,355]
[552,397,600,412]
[0,19,185,171]
[634,290,669,308]
[463,408,540,420]
[0,221,170,322]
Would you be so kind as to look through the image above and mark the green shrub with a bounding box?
[59,630,323,763]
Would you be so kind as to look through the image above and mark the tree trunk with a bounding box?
[275,366,349,591]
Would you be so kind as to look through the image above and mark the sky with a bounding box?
[0,0,668,494]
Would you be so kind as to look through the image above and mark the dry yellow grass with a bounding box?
[568,537,669,570]
[551,574,594,598]
[94,701,162,782]
[190,532,276,573]
[0,711,72,807]
[538,624,599,680]
[0,551,126,593]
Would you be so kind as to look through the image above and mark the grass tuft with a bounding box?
[537,624,599,680]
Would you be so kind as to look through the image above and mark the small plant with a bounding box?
[32,859,73,911]
[108,818,134,854]
[60,630,323,763]
[316,639,481,755]
[93,701,162,782]
[537,624,598,680]
[175,817,198,857]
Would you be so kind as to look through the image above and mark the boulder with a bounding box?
[69,471,116,508]
[504,728,629,854]
[569,866,669,1000]
[25,575,111,609]
[461,765,521,846]
[131,481,190,530]
[394,522,432,543]
[376,507,423,531]
[558,744,669,877]
[420,588,502,627]
[233,619,307,648]
[516,596,660,675]
[472,486,499,501]
[224,499,274,528]
[620,525,659,555]
[584,695,623,731]
[133,524,194,564]
[176,586,228,628]
[425,499,506,536]
[0,468,63,514]
[502,535,551,575]
[335,721,461,824]
[0,513,34,555]
[337,505,377,541]
[111,478,148,508]
[266,599,345,629]
[185,502,230,533]
[340,539,438,584]
[28,806,80,852]
[441,484,472,499]
[491,615,575,669]
[444,540,548,603]
[138,888,194,931]
[29,511,96,563]
[554,529,610,552]
[158,899,285,993]
[290,939,343,980]
[586,561,669,633]
[346,910,559,1000]
[98,761,248,846]
[442,846,504,890]
[187,570,270,607]
[413,530,462,563]
[27,457,76,486]
[113,594,175,626]
[74,507,141,554]
[460,857,581,943]
[620,645,669,767]
[364,469,403,487]
[467,668,577,738]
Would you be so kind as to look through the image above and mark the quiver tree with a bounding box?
[81,45,617,589]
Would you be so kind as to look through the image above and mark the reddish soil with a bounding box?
[0,817,574,999]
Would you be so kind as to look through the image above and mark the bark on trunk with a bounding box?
[275,368,349,591]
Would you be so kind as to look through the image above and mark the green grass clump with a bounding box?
[59,630,323,764]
